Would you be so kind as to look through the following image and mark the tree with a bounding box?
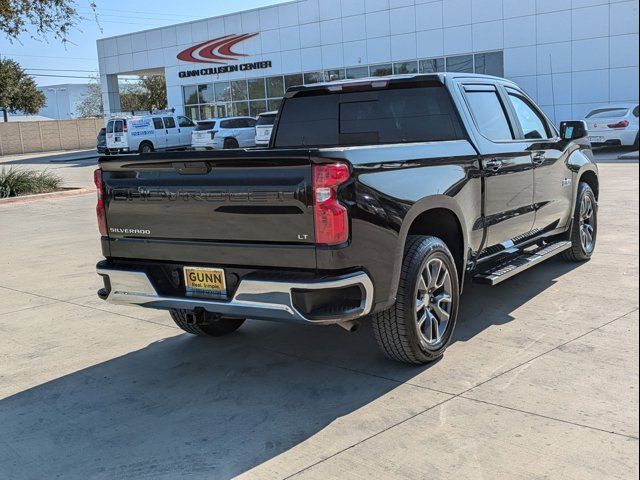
[0,58,46,122]
[118,76,167,112]
[76,78,103,118]
[0,0,95,43]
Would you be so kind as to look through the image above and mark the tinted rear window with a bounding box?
[257,114,277,126]
[274,86,464,147]
[196,121,217,131]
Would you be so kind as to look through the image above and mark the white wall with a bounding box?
[96,0,640,121]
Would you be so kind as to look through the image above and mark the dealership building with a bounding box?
[96,0,639,124]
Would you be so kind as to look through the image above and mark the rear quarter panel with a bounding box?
[316,140,482,309]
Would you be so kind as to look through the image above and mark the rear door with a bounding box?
[163,117,180,148]
[503,87,573,232]
[152,117,165,149]
[106,119,128,150]
[460,83,535,249]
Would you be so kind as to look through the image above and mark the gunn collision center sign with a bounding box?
[177,33,271,78]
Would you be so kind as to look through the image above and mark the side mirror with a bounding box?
[560,120,588,141]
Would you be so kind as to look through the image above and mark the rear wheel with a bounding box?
[170,310,245,337]
[562,182,597,262]
[372,235,460,364]
[223,138,239,149]
[139,141,154,154]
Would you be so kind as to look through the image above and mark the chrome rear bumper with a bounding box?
[96,267,374,325]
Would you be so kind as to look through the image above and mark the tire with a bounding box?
[372,235,460,364]
[139,141,154,154]
[223,138,239,149]
[170,309,245,337]
[562,182,598,262]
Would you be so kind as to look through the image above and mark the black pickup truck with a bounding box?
[95,73,599,364]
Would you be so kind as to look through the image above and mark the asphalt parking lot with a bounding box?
[0,150,638,479]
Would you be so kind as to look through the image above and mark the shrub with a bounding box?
[0,167,63,198]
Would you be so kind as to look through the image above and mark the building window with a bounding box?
[474,51,504,77]
[346,66,369,79]
[231,80,248,101]
[370,64,392,77]
[214,82,232,102]
[198,84,215,103]
[183,85,198,105]
[284,74,303,90]
[324,69,346,82]
[393,61,418,74]
[267,98,282,112]
[446,55,474,73]
[267,76,285,98]
[420,58,445,73]
[248,78,266,100]
[250,100,268,116]
[303,72,323,84]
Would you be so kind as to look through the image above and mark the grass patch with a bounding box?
[0,168,63,198]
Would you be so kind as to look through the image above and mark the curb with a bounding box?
[0,188,94,206]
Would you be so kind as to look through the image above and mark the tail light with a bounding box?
[210,130,218,140]
[123,120,128,132]
[313,163,350,246]
[607,120,629,129]
[93,168,107,236]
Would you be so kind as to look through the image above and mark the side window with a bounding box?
[177,116,195,127]
[246,118,257,128]
[507,93,551,140]
[220,120,234,129]
[465,89,514,141]
[106,120,114,134]
[163,117,176,129]
[153,118,164,129]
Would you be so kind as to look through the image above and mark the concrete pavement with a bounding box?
[0,153,637,479]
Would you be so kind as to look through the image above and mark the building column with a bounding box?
[101,74,121,118]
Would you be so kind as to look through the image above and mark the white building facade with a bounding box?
[97,0,639,124]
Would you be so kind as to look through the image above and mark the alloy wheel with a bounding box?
[579,195,595,253]
[416,258,453,346]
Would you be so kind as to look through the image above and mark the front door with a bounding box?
[504,88,574,232]
[462,84,535,249]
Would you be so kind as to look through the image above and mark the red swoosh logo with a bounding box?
[177,33,259,64]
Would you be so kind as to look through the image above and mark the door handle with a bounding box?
[533,153,546,165]
[484,158,503,171]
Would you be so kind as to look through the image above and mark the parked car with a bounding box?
[191,117,257,150]
[583,103,639,148]
[96,127,107,154]
[255,111,278,146]
[105,112,196,154]
[94,73,599,364]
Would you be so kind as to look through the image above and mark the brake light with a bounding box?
[210,130,217,140]
[123,120,128,132]
[313,163,350,245]
[93,168,107,236]
[607,120,629,129]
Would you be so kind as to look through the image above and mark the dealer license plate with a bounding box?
[184,267,227,297]
[589,136,605,143]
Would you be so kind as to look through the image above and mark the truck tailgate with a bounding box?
[100,150,316,265]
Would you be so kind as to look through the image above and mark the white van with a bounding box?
[105,112,196,154]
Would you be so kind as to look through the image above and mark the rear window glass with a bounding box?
[274,86,464,147]
[257,114,277,126]
[114,120,124,133]
[586,108,629,119]
[106,121,114,133]
[196,121,217,131]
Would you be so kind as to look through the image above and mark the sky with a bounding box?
[0,0,290,87]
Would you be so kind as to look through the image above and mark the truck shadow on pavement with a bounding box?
[0,259,581,479]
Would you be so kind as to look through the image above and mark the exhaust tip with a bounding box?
[338,320,359,333]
